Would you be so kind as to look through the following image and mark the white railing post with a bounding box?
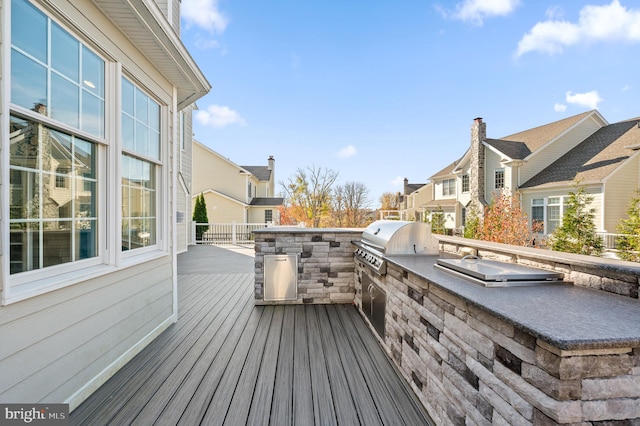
[232,222,237,244]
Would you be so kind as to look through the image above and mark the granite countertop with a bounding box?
[385,255,640,351]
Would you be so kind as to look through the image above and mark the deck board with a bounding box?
[70,245,433,425]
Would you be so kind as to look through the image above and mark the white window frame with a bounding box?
[442,178,456,196]
[495,168,505,189]
[119,74,166,261]
[531,196,568,235]
[3,1,111,303]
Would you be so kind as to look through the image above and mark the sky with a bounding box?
[179,0,640,207]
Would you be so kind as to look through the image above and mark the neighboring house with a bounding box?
[427,111,640,236]
[519,117,640,235]
[1,0,209,410]
[192,141,284,225]
[399,178,433,222]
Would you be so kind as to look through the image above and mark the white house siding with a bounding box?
[193,143,249,203]
[201,193,247,223]
[483,149,504,202]
[520,186,603,234]
[520,118,603,184]
[0,0,202,409]
[603,154,640,232]
[0,257,173,408]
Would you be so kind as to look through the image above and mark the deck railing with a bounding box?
[193,222,269,245]
[596,232,627,250]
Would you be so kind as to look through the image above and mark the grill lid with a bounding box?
[435,256,563,287]
[361,220,438,255]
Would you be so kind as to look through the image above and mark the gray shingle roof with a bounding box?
[498,110,595,156]
[485,138,531,160]
[249,197,284,206]
[405,183,426,194]
[241,166,272,181]
[520,119,640,189]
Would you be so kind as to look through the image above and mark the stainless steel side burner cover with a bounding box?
[435,255,563,287]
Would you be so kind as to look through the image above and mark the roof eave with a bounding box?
[93,0,211,109]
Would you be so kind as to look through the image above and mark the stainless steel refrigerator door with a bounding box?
[264,254,298,301]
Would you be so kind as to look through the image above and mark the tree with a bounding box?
[548,185,603,256]
[379,192,401,211]
[476,191,535,246]
[331,182,372,227]
[430,206,446,235]
[616,190,640,262]
[463,205,481,239]
[281,166,338,228]
[193,193,209,240]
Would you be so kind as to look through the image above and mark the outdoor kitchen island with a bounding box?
[254,225,640,425]
[354,248,640,425]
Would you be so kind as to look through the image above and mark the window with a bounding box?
[461,175,469,193]
[121,155,156,250]
[265,210,273,223]
[495,169,504,189]
[11,0,105,137]
[443,179,456,196]
[9,0,103,276]
[121,77,160,251]
[547,197,562,234]
[531,199,544,232]
[9,116,98,274]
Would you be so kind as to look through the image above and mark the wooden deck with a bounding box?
[70,245,432,425]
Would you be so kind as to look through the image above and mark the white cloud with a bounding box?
[196,105,246,128]
[622,84,632,91]
[516,1,640,57]
[390,176,404,187]
[337,145,357,159]
[565,90,603,109]
[182,0,229,33]
[440,0,520,26]
[554,103,567,112]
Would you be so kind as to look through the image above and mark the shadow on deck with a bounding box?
[70,245,432,425]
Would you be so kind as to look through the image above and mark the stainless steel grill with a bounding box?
[354,220,438,274]
[435,255,564,287]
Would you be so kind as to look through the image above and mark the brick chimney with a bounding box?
[469,117,487,213]
[267,155,275,170]
[403,178,409,194]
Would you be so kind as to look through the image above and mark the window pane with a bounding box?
[122,115,135,151]
[76,219,97,260]
[149,102,160,131]
[122,154,156,251]
[10,170,39,220]
[82,92,104,137]
[82,46,104,96]
[149,131,160,160]
[122,79,134,116]
[75,139,95,179]
[135,89,149,123]
[51,73,80,128]
[135,122,149,156]
[51,22,79,83]
[10,223,40,273]
[11,0,47,63]
[9,115,99,274]
[10,116,39,169]
[43,220,73,267]
[11,49,47,111]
